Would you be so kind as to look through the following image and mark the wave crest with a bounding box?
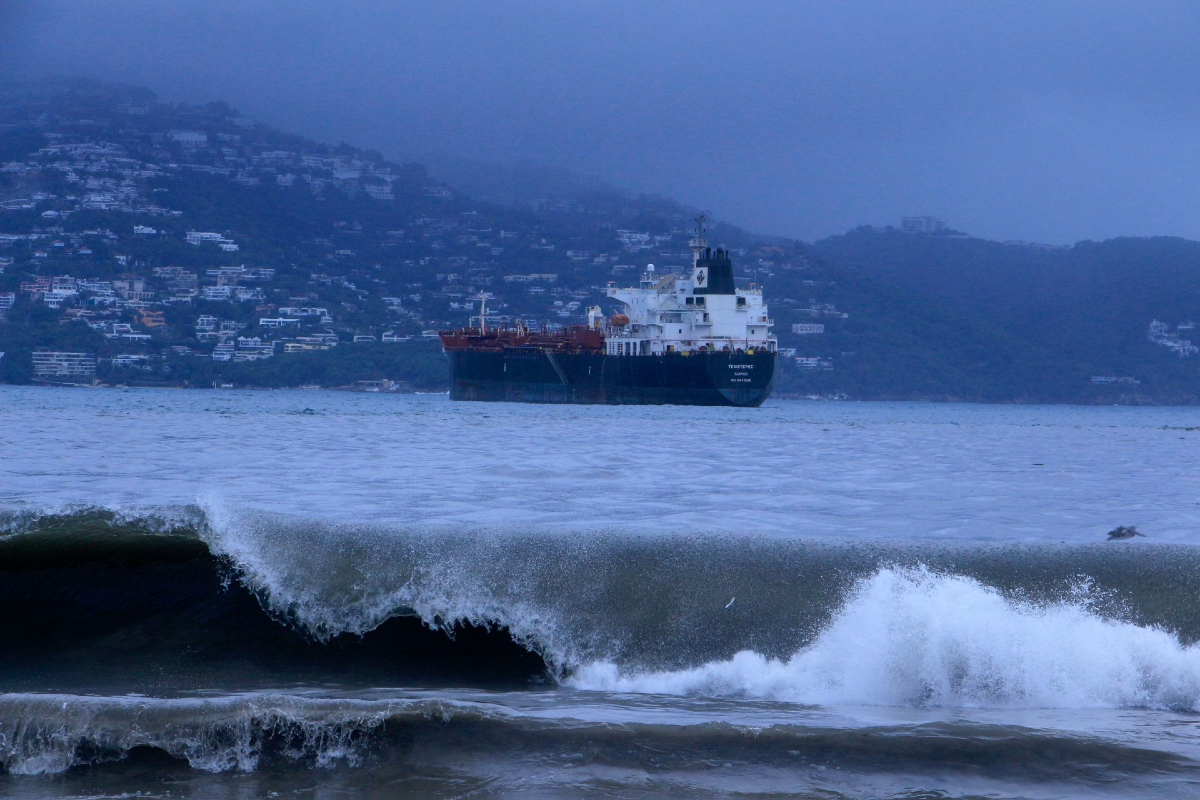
[9,502,1200,707]
[198,498,585,671]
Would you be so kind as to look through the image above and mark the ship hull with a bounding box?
[446,349,775,407]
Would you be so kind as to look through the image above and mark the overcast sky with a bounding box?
[3,1,1198,244]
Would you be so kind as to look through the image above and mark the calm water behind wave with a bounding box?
[3,386,1199,542]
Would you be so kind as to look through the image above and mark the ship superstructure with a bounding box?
[439,216,776,406]
[603,215,776,357]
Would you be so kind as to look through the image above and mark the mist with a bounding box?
[3,0,1199,244]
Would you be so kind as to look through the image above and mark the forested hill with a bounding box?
[813,228,1200,402]
[0,79,1197,403]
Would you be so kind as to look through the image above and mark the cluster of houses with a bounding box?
[0,114,435,227]
[1083,319,1198,388]
[1,85,838,385]
[1148,319,1198,357]
[3,140,174,217]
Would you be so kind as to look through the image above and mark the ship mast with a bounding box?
[470,292,489,334]
[689,213,708,267]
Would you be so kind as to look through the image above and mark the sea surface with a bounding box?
[2,385,1200,798]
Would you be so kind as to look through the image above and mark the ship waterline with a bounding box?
[446,347,775,406]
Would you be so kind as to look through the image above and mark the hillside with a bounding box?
[0,79,1197,403]
[0,79,757,390]
[815,228,1200,402]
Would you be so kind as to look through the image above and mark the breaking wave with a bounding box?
[572,567,1200,710]
[0,506,549,691]
[5,503,1200,711]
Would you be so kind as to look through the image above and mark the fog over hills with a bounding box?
[415,156,621,210]
[5,2,1200,243]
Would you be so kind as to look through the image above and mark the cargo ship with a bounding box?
[439,216,776,406]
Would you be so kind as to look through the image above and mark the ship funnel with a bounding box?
[586,305,603,329]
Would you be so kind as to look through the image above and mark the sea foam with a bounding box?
[571,567,1200,710]
[0,694,397,775]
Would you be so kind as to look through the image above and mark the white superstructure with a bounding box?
[601,216,776,356]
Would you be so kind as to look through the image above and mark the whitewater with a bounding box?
[3,386,1200,798]
[573,567,1200,710]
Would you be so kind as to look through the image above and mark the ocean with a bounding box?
[2,385,1199,798]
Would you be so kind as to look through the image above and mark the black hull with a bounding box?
[446,350,775,407]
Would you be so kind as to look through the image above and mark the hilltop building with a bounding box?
[901,216,946,234]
